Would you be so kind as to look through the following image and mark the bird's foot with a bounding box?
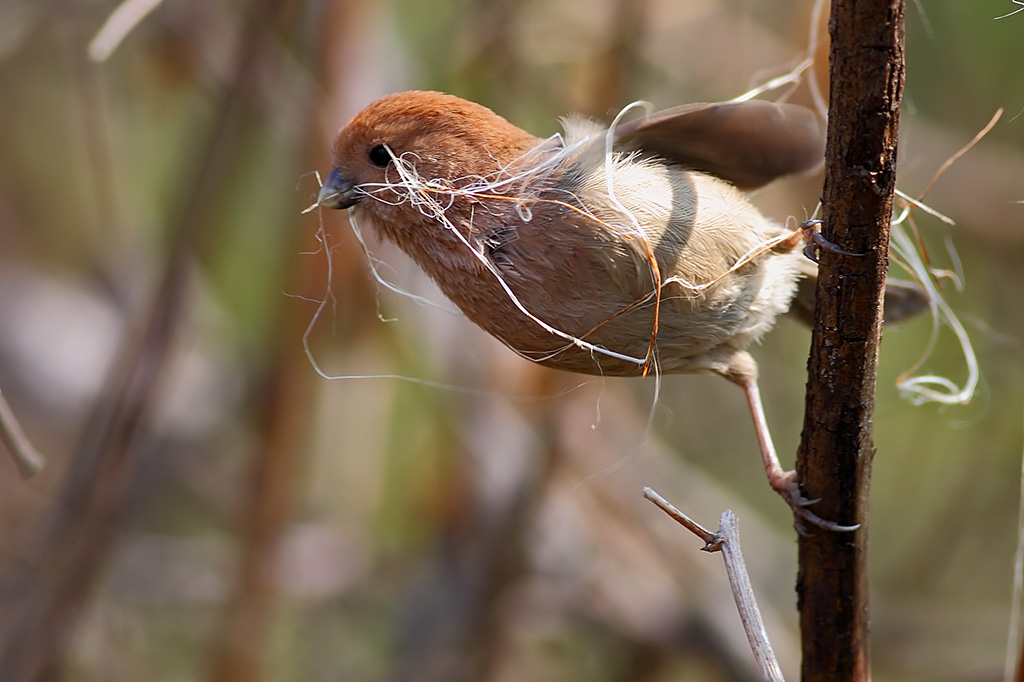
[799,220,865,263]
[769,469,860,534]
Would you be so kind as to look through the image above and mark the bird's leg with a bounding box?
[741,378,859,533]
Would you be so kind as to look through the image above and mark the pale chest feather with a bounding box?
[366,152,804,377]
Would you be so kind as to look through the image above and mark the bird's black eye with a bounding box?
[368,144,393,168]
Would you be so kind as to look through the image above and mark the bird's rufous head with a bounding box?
[317,91,538,211]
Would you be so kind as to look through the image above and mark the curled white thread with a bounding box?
[889,217,978,406]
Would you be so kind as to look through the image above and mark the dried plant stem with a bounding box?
[643,488,785,682]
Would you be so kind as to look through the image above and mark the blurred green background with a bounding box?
[0,1,1022,680]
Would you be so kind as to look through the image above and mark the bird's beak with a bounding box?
[317,168,359,209]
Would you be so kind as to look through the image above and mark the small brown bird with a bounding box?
[317,90,848,529]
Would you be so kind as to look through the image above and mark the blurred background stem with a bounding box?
[0,0,293,678]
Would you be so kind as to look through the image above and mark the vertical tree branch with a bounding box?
[796,1,905,681]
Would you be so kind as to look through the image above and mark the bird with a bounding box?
[315,90,860,530]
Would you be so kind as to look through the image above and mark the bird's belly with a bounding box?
[435,248,802,378]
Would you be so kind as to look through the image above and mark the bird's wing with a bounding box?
[613,100,825,191]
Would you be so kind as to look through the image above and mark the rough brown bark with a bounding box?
[796,1,905,681]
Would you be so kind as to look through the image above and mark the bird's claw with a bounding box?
[773,474,860,534]
[800,220,865,263]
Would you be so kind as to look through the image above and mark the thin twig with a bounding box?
[717,510,785,682]
[643,488,785,682]
[642,487,719,548]
[0,390,45,478]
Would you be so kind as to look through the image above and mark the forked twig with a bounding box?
[643,488,785,682]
